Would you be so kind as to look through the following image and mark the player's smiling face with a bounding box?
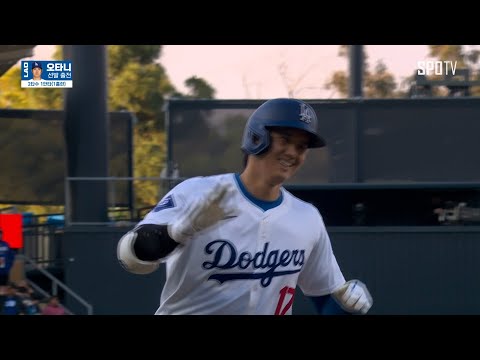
[261,127,310,184]
[32,67,42,79]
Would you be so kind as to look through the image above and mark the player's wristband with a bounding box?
[133,224,180,261]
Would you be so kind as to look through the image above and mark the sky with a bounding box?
[32,45,431,99]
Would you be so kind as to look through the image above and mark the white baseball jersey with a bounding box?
[137,173,345,315]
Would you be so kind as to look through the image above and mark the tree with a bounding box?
[324,45,403,98]
[108,45,163,76]
[106,46,216,207]
[0,68,63,110]
[364,61,397,98]
[108,45,175,132]
[184,76,216,99]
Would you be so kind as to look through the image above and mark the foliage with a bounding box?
[364,61,397,98]
[0,67,63,109]
[133,128,167,208]
[109,61,174,133]
[324,45,404,98]
[184,76,216,99]
[108,45,163,76]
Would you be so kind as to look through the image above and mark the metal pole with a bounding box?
[64,45,109,223]
[349,45,364,98]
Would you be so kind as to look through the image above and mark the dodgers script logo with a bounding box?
[202,240,305,287]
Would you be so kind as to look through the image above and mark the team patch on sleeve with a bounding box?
[153,195,176,212]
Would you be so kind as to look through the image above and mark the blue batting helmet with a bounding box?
[241,98,326,155]
[32,61,42,70]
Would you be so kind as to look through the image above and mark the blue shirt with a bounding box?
[0,239,15,275]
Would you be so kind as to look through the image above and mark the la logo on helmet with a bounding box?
[299,103,313,124]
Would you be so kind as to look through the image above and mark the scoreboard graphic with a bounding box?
[21,60,73,88]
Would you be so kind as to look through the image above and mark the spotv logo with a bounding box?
[417,61,457,76]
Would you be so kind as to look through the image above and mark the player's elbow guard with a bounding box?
[117,231,161,275]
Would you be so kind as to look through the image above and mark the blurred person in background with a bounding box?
[42,295,66,315]
[0,229,16,296]
[0,283,25,315]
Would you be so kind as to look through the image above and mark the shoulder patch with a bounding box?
[153,195,176,212]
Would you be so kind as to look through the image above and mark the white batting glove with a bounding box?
[332,279,373,315]
[168,181,236,244]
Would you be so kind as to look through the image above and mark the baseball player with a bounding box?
[31,62,44,81]
[117,98,373,315]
